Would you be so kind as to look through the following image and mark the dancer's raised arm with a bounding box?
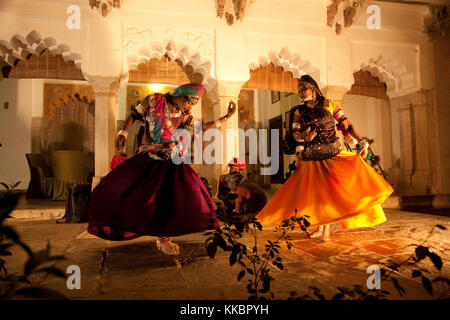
[201,100,236,130]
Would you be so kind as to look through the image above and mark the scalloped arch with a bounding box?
[248,47,323,88]
[125,41,216,90]
[0,30,86,79]
[358,55,416,99]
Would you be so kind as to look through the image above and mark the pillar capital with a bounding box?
[217,80,246,100]
[89,75,121,97]
[389,89,433,108]
[322,85,350,104]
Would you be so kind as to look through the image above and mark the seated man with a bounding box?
[224,172,268,215]
[200,177,212,197]
[217,157,246,210]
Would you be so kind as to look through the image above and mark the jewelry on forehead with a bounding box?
[298,81,315,89]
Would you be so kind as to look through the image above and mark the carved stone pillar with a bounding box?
[390,90,437,195]
[89,76,120,188]
[217,80,246,166]
[202,80,245,196]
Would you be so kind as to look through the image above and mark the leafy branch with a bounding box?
[376,224,449,299]
[0,181,21,193]
[0,181,68,299]
[207,197,449,300]
[205,205,310,300]
[290,224,449,300]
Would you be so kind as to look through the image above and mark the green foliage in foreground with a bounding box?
[0,181,68,300]
[206,203,310,300]
[206,202,449,300]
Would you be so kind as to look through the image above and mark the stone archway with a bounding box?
[86,29,219,185]
[248,47,322,89]
[127,55,205,86]
[121,32,218,149]
[358,55,416,99]
[344,70,393,182]
[345,65,436,197]
[120,35,220,188]
[125,35,217,90]
[0,30,92,190]
[0,30,86,80]
[241,47,323,187]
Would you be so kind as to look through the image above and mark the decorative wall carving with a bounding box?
[327,0,365,35]
[89,0,121,17]
[43,83,94,121]
[42,84,95,174]
[124,24,216,89]
[216,0,254,26]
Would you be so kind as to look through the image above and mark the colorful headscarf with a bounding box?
[228,157,246,170]
[171,83,205,98]
[298,75,323,97]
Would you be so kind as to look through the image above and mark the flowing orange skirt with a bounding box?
[257,151,393,229]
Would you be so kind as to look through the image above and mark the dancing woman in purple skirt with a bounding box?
[87,83,236,254]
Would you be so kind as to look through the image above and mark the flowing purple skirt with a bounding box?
[87,154,219,240]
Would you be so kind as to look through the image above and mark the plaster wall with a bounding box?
[0,79,32,189]
[342,94,393,174]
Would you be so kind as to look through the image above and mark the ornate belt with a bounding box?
[302,141,342,161]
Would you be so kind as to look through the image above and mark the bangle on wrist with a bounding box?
[215,119,221,128]
[135,103,145,116]
[358,137,369,149]
[118,130,128,138]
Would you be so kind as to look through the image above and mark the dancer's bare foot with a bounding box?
[156,237,180,255]
[321,225,331,241]
[310,226,324,239]
[310,225,331,241]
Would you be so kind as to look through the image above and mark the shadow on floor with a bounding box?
[103,241,209,271]
[400,206,450,218]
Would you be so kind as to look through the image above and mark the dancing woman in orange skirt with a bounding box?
[256,75,393,240]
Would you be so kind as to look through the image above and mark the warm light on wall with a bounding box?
[146,83,174,94]
[125,83,176,118]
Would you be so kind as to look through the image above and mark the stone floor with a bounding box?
[3,208,450,300]
[9,197,65,220]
